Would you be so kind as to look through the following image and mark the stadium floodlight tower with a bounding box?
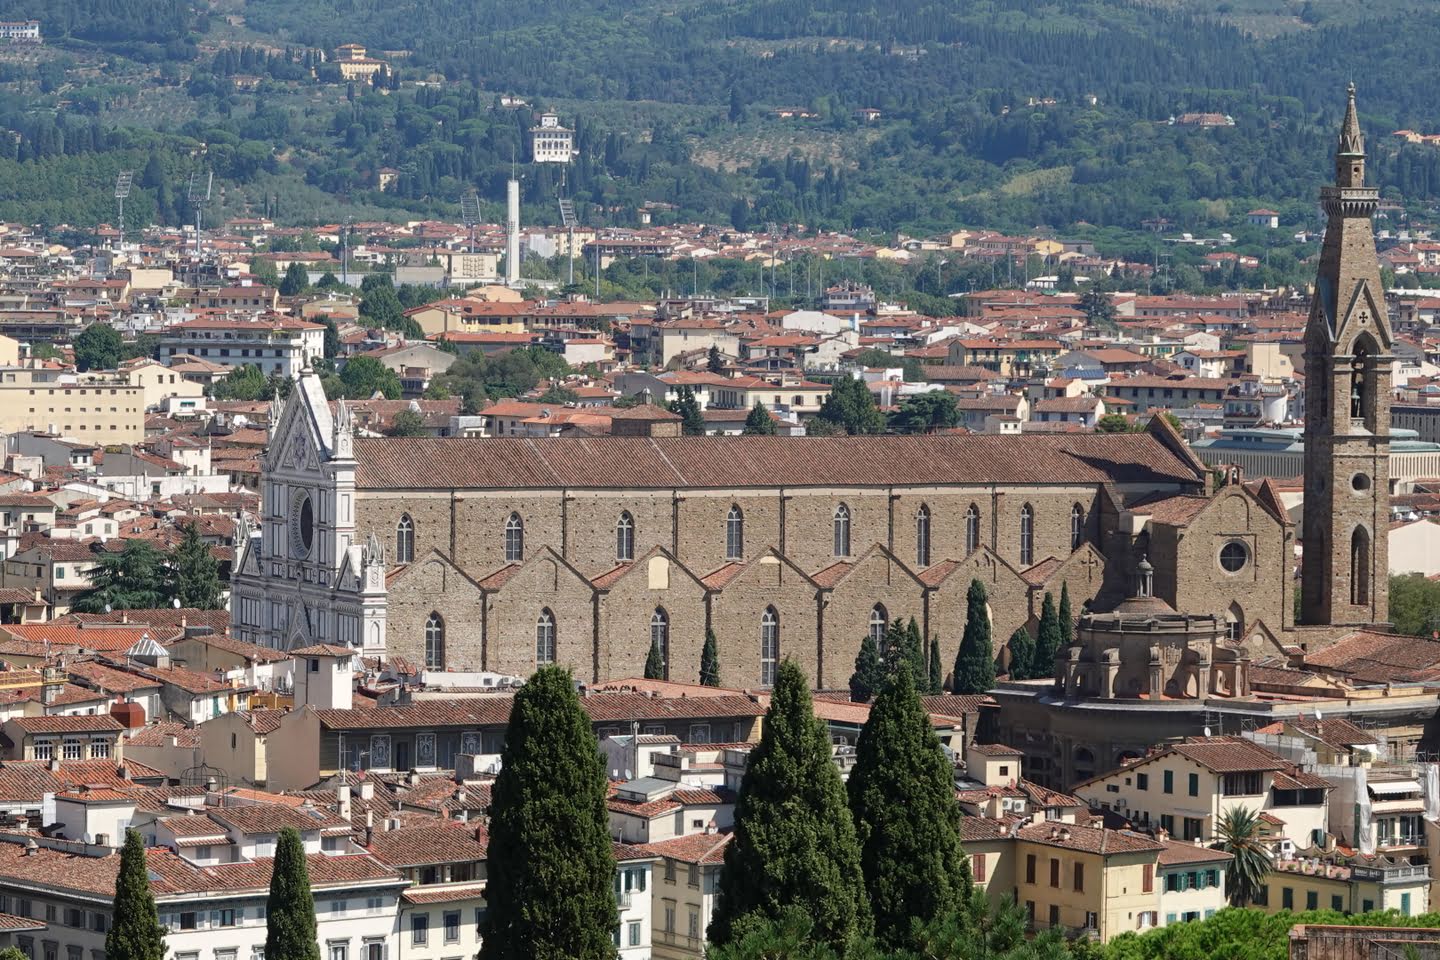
[460,190,482,253]
[186,170,213,260]
[558,196,579,287]
[112,170,133,250]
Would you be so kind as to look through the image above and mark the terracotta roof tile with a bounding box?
[1169,738,1287,774]
[10,715,123,734]
[352,434,1201,490]
[365,822,488,867]
[1156,839,1234,865]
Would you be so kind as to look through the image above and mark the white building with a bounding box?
[158,318,326,379]
[530,113,575,164]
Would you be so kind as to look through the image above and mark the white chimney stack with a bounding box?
[506,178,521,286]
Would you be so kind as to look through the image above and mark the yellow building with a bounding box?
[0,365,144,444]
[403,297,528,337]
[1263,855,1428,917]
[646,832,729,959]
[119,357,205,411]
[332,43,390,82]
[0,333,18,366]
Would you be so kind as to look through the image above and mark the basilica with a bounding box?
[230,89,1392,693]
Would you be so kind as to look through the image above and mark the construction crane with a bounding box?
[186,170,213,260]
[112,171,133,249]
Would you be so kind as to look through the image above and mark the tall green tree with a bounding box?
[1215,806,1273,907]
[106,829,165,960]
[951,579,995,694]
[708,343,725,373]
[170,522,222,610]
[264,827,319,960]
[279,261,310,296]
[1006,627,1036,681]
[848,665,972,949]
[482,666,616,960]
[700,627,722,686]
[1058,582,1075,649]
[1034,592,1063,681]
[888,391,960,434]
[645,639,665,680]
[849,632,884,703]
[337,355,402,399]
[211,364,275,401]
[742,401,776,435]
[927,637,943,694]
[74,323,123,371]
[814,376,884,435]
[710,660,869,951]
[74,540,168,613]
[667,384,706,436]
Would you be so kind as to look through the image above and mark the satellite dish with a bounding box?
[1314,710,1323,720]
[173,598,182,609]
[104,604,112,614]
[623,769,633,781]
[1203,727,1211,738]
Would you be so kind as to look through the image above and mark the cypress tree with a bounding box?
[903,617,926,680]
[644,639,665,680]
[667,385,706,436]
[1059,582,1075,649]
[700,627,722,686]
[1035,591,1063,681]
[710,660,870,951]
[927,637,943,694]
[849,633,883,703]
[107,829,165,960]
[1007,627,1036,680]
[742,401,776,435]
[171,521,222,610]
[264,827,319,960]
[481,666,616,960]
[848,666,972,949]
[951,579,996,694]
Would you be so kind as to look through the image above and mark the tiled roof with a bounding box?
[290,644,356,658]
[156,814,229,838]
[1272,769,1333,791]
[364,822,488,868]
[1129,493,1212,527]
[0,624,178,653]
[1287,715,1377,749]
[0,763,65,802]
[1301,631,1440,684]
[9,714,123,734]
[67,660,164,693]
[315,692,763,731]
[1156,839,1233,866]
[208,802,350,835]
[639,831,732,864]
[401,882,488,904]
[124,721,201,748]
[968,742,1024,757]
[1169,738,1288,774]
[351,434,1201,490]
[920,694,992,720]
[1015,821,1164,855]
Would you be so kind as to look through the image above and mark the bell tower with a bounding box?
[1300,84,1392,627]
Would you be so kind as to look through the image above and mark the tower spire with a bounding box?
[1336,83,1366,188]
[1300,85,1392,629]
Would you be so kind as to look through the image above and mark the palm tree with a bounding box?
[1214,805,1273,907]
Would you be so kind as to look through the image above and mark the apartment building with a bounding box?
[1073,737,1331,848]
[0,367,144,444]
[158,318,326,378]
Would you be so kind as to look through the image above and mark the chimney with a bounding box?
[359,780,374,801]
[337,783,352,821]
[474,825,485,843]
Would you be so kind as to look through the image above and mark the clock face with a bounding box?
[289,489,315,559]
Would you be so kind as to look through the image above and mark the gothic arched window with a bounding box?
[1351,526,1371,606]
[869,604,888,648]
[760,607,780,686]
[1019,504,1035,566]
[833,503,851,558]
[650,608,669,680]
[726,505,744,561]
[965,503,981,554]
[424,612,445,670]
[396,514,415,563]
[536,609,556,665]
[915,505,932,567]
[1071,504,1085,551]
[616,511,635,562]
[504,513,524,563]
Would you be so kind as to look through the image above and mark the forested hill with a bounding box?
[3,0,1440,243]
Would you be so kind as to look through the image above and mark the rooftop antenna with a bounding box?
[342,215,353,285]
[459,190,482,254]
[186,169,213,260]
[112,170,133,250]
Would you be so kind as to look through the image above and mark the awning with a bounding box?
[1367,780,1420,796]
